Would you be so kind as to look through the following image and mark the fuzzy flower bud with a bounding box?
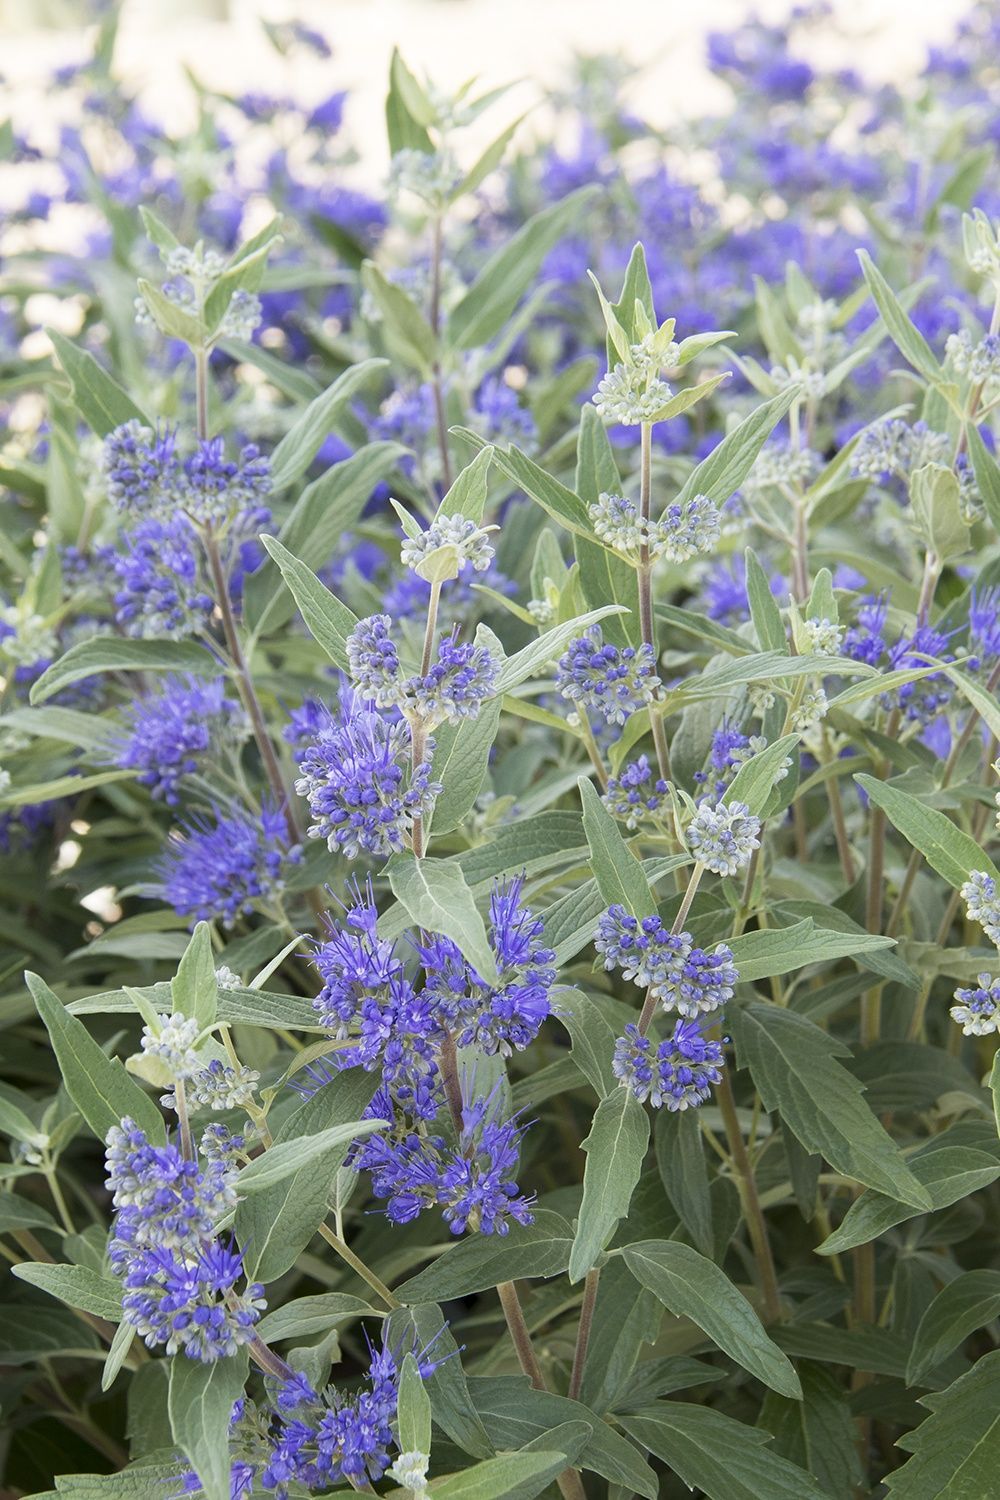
[686,799,761,876]
[951,974,1000,1036]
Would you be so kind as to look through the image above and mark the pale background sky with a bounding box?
[0,0,975,175]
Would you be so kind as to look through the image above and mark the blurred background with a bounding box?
[0,0,977,177]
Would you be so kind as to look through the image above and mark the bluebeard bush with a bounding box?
[6,6,1000,1497]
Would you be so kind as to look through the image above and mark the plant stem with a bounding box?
[410,580,442,860]
[44,1166,76,1235]
[577,706,609,789]
[429,213,453,491]
[715,1071,782,1323]
[195,344,210,442]
[497,1279,546,1387]
[438,1030,466,1136]
[174,1078,194,1161]
[247,1331,294,1381]
[316,1222,400,1309]
[638,421,671,784]
[861,706,899,1044]
[567,1267,600,1402]
[637,865,705,1035]
[791,497,809,603]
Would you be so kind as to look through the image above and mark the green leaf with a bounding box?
[554,986,618,1098]
[47,330,149,436]
[101,1320,135,1393]
[574,404,640,648]
[256,1292,379,1343]
[744,548,788,653]
[137,278,203,344]
[26,972,164,1144]
[816,1147,1000,1255]
[387,1302,494,1458]
[235,1070,380,1282]
[429,694,503,835]
[449,187,599,349]
[11,1263,121,1322]
[258,535,359,672]
[885,1350,1000,1498]
[0,769,136,809]
[857,249,942,385]
[0,1192,61,1236]
[469,1376,658,1498]
[728,920,895,982]
[386,48,434,152]
[733,1002,932,1208]
[910,462,971,561]
[203,217,283,336]
[0,705,115,753]
[855,774,998,888]
[168,1352,248,1500]
[725,732,799,816]
[430,1439,584,1500]
[906,1271,1000,1386]
[620,1402,833,1500]
[578,776,656,919]
[655,1108,714,1257]
[569,1088,650,1281]
[439,445,495,522]
[361,262,437,373]
[171,923,217,1031]
[236,1117,385,1194]
[268,359,387,491]
[246,443,405,634]
[386,851,498,981]
[396,1351,433,1462]
[30,638,218,705]
[395,1211,575,1301]
[966,421,1000,532]
[757,1363,861,1500]
[623,1241,801,1397]
[674,389,797,510]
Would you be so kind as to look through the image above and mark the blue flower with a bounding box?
[603,754,670,828]
[951,974,1000,1036]
[595,904,738,1017]
[160,803,294,927]
[556,625,659,726]
[111,676,241,804]
[347,615,499,727]
[294,703,439,859]
[962,870,1000,948]
[113,517,214,639]
[613,1020,723,1109]
[105,1118,263,1361]
[686,798,761,876]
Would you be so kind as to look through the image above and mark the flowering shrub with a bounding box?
[5,4,1000,1496]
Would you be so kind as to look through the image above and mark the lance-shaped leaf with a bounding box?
[12,1263,122,1322]
[259,535,359,672]
[497,605,625,692]
[855,774,999,888]
[674,388,797,509]
[623,1241,801,1398]
[30,637,217,705]
[236,1117,386,1195]
[906,1271,1000,1386]
[47,330,149,436]
[168,1352,249,1500]
[386,851,498,982]
[268,358,387,491]
[578,775,656,918]
[885,1350,1000,1498]
[395,1211,575,1301]
[569,1088,650,1281]
[857,249,942,385]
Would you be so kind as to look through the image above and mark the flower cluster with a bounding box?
[589,490,720,564]
[851,419,949,483]
[686,799,762,876]
[556,625,659,726]
[347,614,498,728]
[400,512,496,579]
[105,1118,263,1360]
[950,974,1000,1036]
[294,703,439,859]
[104,421,271,527]
[612,1020,724,1110]
[603,754,670,828]
[596,905,739,1017]
[160,804,295,927]
[111,676,242,804]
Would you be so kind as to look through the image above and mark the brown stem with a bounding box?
[247,1331,294,1382]
[638,421,671,784]
[791,498,809,603]
[716,1071,782,1323]
[438,1030,466,1136]
[429,214,452,490]
[567,1267,600,1402]
[497,1279,546,1387]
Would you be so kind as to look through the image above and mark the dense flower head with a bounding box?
[420,878,555,1056]
[842,594,889,667]
[103,421,270,526]
[111,675,241,804]
[354,1088,535,1234]
[104,1118,263,1360]
[603,754,670,828]
[556,625,659,726]
[951,973,1000,1035]
[346,614,498,727]
[295,703,439,859]
[966,586,1000,668]
[160,803,294,927]
[686,798,761,875]
[594,360,672,424]
[112,517,214,639]
[186,1058,261,1110]
[613,1020,724,1109]
[589,490,720,563]
[850,418,949,483]
[400,512,496,579]
[887,623,954,723]
[961,870,1000,948]
[595,905,739,1016]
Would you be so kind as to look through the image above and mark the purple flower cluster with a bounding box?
[347,613,498,726]
[112,517,214,639]
[596,905,738,1018]
[603,754,670,828]
[294,703,439,859]
[104,421,271,527]
[613,1020,724,1110]
[160,803,295,927]
[105,1117,263,1361]
[111,676,241,804]
[556,625,660,726]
